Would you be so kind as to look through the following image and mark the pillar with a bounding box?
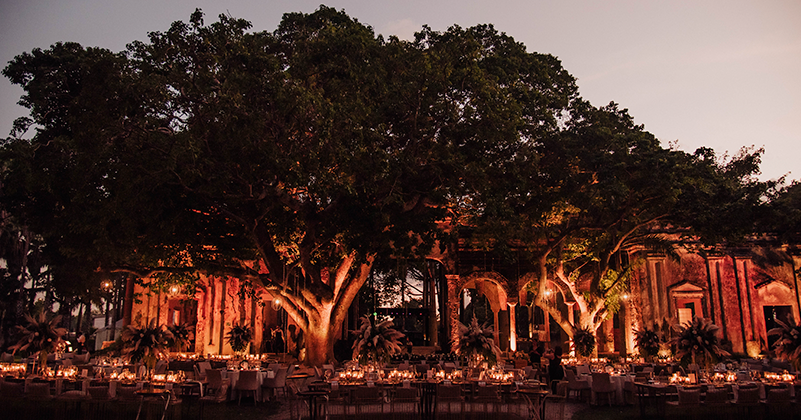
[508,302,517,352]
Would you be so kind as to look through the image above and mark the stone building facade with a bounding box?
[128,242,801,358]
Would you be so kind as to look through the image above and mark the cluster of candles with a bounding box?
[151,371,186,383]
[433,369,464,382]
[710,372,738,383]
[56,366,77,378]
[1,363,27,377]
[388,369,417,381]
[763,372,795,383]
[669,373,695,385]
[108,370,137,382]
[339,369,366,382]
[484,369,515,382]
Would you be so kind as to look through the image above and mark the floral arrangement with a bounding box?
[634,327,662,361]
[573,325,596,358]
[669,316,729,367]
[768,318,801,371]
[453,316,502,367]
[351,315,405,365]
[121,320,173,371]
[10,311,67,373]
[226,323,253,355]
[167,323,194,352]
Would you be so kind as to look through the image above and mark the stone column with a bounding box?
[508,302,517,352]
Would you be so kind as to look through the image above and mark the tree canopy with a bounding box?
[0,6,780,361]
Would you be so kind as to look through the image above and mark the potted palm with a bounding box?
[166,323,194,352]
[453,316,502,368]
[573,326,596,360]
[669,316,730,370]
[634,327,662,362]
[768,318,801,371]
[351,315,405,367]
[121,320,173,378]
[226,323,253,357]
[10,311,67,375]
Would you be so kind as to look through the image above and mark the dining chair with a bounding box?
[26,382,53,401]
[764,386,792,417]
[669,385,701,406]
[733,385,761,418]
[590,372,616,406]
[87,385,114,419]
[391,386,419,420]
[703,387,730,405]
[352,385,385,419]
[206,369,230,398]
[261,366,289,401]
[197,361,212,380]
[236,370,260,406]
[565,369,591,402]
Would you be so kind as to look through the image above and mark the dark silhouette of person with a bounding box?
[546,346,564,393]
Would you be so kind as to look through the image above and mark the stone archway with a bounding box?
[449,271,514,351]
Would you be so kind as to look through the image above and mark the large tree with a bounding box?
[1,7,576,364]
[469,99,775,345]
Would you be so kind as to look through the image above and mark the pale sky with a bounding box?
[2,0,799,182]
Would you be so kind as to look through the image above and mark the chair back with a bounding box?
[207,369,224,389]
[436,384,462,401]
[0,381,24,398]
[27,382,51,398]
[736,386,760,404]
[264,367,289,388]
[676,387,701,405]
[198,361,212,375]
[236,370,260,391]
[576,365,591,376]
[394,386,418,401]
[704,388,729,404]
[766,387,792,404]
[352,385,381,402]
[474,384,499,401]
[591,372,614,392]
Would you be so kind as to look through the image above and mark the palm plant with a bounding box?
[10,311,67,374]
[573,326,597,358]
[226,323,253,355]
[121,320,172,374]
[768,318,801,371]
[453,316,502,367]
[669,316,730,368]
[634,327,662,362]
[351,315,405,366]
[166,323,194,352]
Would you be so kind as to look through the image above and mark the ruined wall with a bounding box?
[628,246,800,356]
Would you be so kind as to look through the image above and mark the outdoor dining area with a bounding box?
[0,352,564,420]
[4,348,801,420]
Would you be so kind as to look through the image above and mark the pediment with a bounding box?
[668,280,704,293]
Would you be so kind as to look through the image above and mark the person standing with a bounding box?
[273,328,285,354]
[546,346,564,393]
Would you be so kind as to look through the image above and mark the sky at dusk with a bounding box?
[1,0,799,182]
